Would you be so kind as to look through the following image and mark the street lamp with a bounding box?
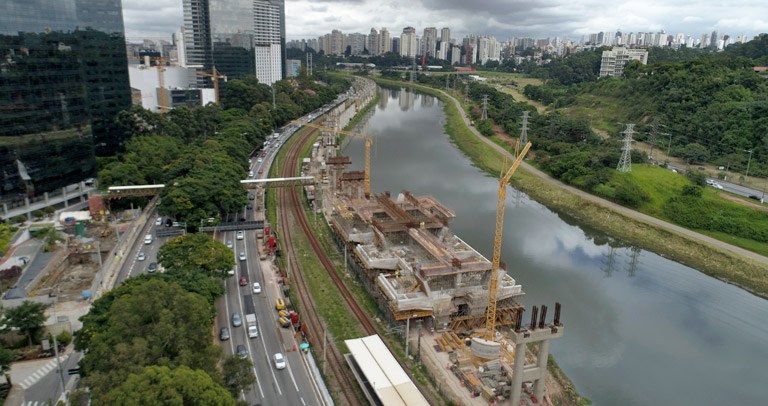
[745,149,753,181]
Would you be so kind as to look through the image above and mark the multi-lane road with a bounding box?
[110,95,352,405]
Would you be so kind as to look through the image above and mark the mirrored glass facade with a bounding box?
[0,0,131,202]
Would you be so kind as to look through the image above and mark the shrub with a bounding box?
[12,216,26,224]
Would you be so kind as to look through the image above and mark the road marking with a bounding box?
[301,397,306,406]
[258,323,282,395]
[286,360,299,392]
[19,356,64,389]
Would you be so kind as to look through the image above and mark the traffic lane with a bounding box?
[711,178,764,200]
[25,350,82,404]
[115,210,159,284]
[244,237,319,406]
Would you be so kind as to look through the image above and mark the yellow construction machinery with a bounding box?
[485,142,532,341]
[290,120,373,196]
[195,66,227,104]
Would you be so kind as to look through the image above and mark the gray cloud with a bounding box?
[121,0,767,42]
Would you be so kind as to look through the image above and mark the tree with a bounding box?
[104,365,235,406]
[158,233,234,276]
[221,356,256,397]
[0,345,15,376]
[79,279,221,401]
[2,301,47,346]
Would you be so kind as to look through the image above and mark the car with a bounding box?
[219,327,230,341]
[239,252,246,261]
[148,262,157,273]
[253,282,261,294]
[155,217,162,225]
[165,218,173,227]
[236,231,244,240]
[748,195,760,201]
[84,178,95,186]
[246,204,253,210]
[237,345,248,359]
[257,157,263,163]
[258,168,264,175]
[273,353,286,369]
[137,252,146,261]
[226,240,233,249]
[713,183,724,190]
[239,275,248,286]
[228,267,235,276]
[231,312,242,327]
[248,193,255,201]
[248,170,254,177]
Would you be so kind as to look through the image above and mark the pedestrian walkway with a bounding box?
[9,353,67,390]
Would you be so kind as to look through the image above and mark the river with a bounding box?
[342,87,768,405]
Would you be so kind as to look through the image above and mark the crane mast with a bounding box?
[485,142,532,341]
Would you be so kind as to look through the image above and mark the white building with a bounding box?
[254,0,283,85]
[599,47,648,77]
[400,27,418,58]
[128,65,215,112]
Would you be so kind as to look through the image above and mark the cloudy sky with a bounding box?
[122,0,768,41]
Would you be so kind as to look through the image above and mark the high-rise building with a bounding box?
[368,28,378,54]
[440,27,451,43]
[329,29,345,56]
[347,33,367,55]
[378,28,391,54]
[599,47,648,77]
[286,59,301,77]
[423,27,438,57]
[451,45,461,65]
[400,27,418,58]
[253,0,283,84]
[183,0,284,86]
[0,0,132,202]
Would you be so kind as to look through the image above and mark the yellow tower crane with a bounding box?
[290,120,373,196]
[485,141,532,341]
[195,66,227,104]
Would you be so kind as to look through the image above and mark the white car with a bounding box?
[239,252,246,261]
[228,267,235,276]
[273,353,286,370]
[137,252,146,261]
[226,240,233,249]
[155,217,162,226]
[236,231,244,240]
[714,183,724,190]
[253,282,261,294]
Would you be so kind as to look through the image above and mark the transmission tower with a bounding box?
[602,246,616,278]
[520,111,530,145]
[306,52,313,76]
[617,123,635,172]
[481,94,489,120]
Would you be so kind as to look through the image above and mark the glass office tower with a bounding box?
[0,0,131,202]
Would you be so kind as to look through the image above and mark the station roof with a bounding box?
[344,335,429,406]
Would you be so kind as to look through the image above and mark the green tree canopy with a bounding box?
[158,233,234,276]
[104,365,235,406]
[221,356,256,398]
[78,278,220,401]
[2,301,47,346]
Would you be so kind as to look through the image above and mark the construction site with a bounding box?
[297,109,566,405]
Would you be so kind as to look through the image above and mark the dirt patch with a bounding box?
[719,193,768,211]
[492,124,518,149]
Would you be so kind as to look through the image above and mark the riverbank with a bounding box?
[371,77,768,300]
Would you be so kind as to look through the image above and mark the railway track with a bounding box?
[276,127,361,406]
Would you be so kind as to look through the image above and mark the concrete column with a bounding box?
[62,187,67,198]
[534,339,550,401]
[3,203,7,217]
[44,192,49,204]
[24,197,31,220]
[510,341,526,406]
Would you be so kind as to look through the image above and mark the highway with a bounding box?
[109,94,350,405]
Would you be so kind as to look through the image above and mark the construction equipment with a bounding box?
[130,56,170,113]
[291,120,373,196]
[195,66,227,104]
[485,142,532,341]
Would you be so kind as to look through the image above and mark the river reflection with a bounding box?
[342,87,768,405]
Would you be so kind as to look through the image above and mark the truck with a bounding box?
[245,314,259,338]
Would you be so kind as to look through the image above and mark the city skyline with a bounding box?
[122,0,767,41]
